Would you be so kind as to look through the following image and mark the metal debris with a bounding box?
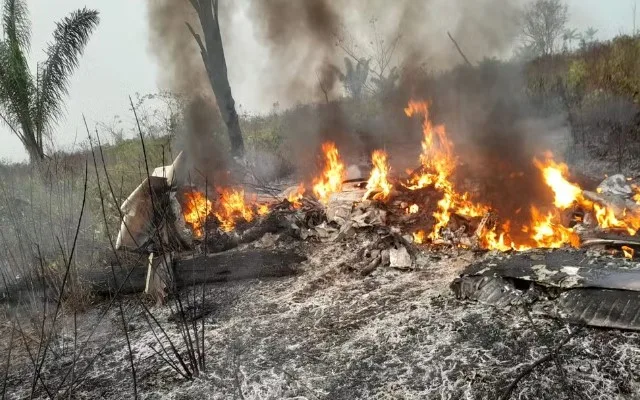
[451,249,640,330]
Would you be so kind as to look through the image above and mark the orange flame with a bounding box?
[257,204,270,216]
[214,188,254,232]
[622,246,635,259]
[407,204,419,214]
[287,183,306,209]
[593,204,639,235]
[182,191,213,238]
[312,142,346,204]
[403,100,489,240]
[534,157,583,209]
[363,150,393,201]
[529,207,580,248]
[413,230,426,244]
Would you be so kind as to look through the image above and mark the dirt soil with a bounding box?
[3,234,640,399]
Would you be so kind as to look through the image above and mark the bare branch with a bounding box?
[185,22,208,69]
[447,31,472,66]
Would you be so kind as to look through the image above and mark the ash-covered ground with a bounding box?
[3,235,640,399]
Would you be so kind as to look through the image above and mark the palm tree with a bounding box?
[562,28,580,51]
[0,0,99,162]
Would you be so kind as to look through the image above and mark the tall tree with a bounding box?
[186,0,244,158]
[521,0,568,56]
[0,0,99,162]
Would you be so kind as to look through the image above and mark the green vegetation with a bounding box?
[0,0,99,162]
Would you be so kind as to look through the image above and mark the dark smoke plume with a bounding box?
[146,0,228,184]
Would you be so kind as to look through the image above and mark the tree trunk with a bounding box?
[191,0,245,158]
[20,123,45,163]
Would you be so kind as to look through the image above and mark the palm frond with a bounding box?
[2,0,30,51]
[34,7,99,140]
[0,28,35,145]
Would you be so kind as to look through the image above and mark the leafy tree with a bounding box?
[0,0,99,162]
[521,0,569,56]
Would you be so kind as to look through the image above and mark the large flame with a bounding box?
[214,188,254,232]
[363,150,393,201]
[404,100,489,240]
[183,191,213,238]
[312,142,346,204]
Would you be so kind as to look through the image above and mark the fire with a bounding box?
[633,185,640,204]
[214,188,254,232]
[363,150,393,201]
[182,191,213,238]
[413,230,426,244]
[529,207,580,248]
[312,142,346,204]
[534,157,583,209]
[257,204,270,216]
[482,228,515,252]
[403,100,489,240]
[407,204,419,214]
[593,204,639,235]
[287,183,306,209]
[622,246,635,259]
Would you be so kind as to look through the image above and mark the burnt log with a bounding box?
[82,248,306,296]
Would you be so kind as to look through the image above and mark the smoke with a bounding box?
[249,0,341,102]
[146,0,229,184]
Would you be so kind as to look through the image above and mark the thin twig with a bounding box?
[447,31,472,66]
[85,116,138,399]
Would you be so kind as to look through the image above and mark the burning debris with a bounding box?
[119,100,640,257]
[115,99,640,305]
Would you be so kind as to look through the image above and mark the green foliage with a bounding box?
[526,35,640,104]
[566,59,587,92]
[0,1,99,162]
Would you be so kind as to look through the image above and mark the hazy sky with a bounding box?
[0,0,633,162]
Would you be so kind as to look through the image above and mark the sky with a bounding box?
[0,0,633,163]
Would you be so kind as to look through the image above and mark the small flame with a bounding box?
[529,207,580,248]
[413,230,426,244]
[182,191,213,238]
[214,188,254,232]
[482,228,515,252]
[622,246,635,259]
[633,185,640,204]
[407,204,419,214]
[363,150,392,201]
[257,204,270,216]
[287,183,306,209]
[593,204,639,236]
[312,142,346,204]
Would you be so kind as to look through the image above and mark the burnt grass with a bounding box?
[2,235,640,399]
